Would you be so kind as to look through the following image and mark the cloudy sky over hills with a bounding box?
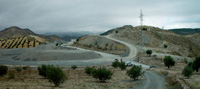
[0,0,199,33]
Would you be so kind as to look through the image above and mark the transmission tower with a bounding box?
[162,26,164,51]
[139,10,144,51]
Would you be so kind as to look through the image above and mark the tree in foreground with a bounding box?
[46,66,66,87]
[146,50,152,56]
[85,66,95,75]
[0,65,8,76]
[182,65,193,78]
[112,61,120,68]
[38,64,50,78]
[119,62,126,70]
[92,67,113,82]
[192,56,200,72]
[38,65,66,87]
[164,56,175,69]
[127,65,144,80]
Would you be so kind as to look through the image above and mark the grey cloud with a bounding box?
[0,0,200,33]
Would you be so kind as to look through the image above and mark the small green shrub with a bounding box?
[112,61,120,68]
[22,66,28,70]
[38,64,52,78]
[182,65,193,78]
[38,65,66,87]
[71,65,77,70]
[15,67,22,72]
[184,58,188,64]
[127,65,144,80]
[164,56,175,69]
[192,56,200,72]
[164,44,168,48]
[119,62,126,70]
[46,66,66,87]
[85,66,95,75]
[8,71,15,79]
[0,65,8,76]
[146,50,152,56]
[92,67,113,82]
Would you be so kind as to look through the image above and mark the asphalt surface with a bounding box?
[105,35,167,89]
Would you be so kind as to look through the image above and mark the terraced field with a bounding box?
[0,36,42,49]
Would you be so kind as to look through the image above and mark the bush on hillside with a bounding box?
[92,67,113,82]
[182,65,193,78]
[192,56,200,72]
[15,67,22,72]
[164,44,168,48]
[0,65,8,76]
[164,56,175,69]
[71,65,77,70]
[146,50,152,56]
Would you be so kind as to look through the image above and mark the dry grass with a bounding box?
[0,67,135,89]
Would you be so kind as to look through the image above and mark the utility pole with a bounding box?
[161,26,164,52]
[140,10,144,51]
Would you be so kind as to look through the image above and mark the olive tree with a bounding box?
[146,50,152,56]
[164,56,175,69]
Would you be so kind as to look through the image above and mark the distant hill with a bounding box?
[0,26,36,38]
[44,31,94,41]
[0,26,63,42]
[169,28,200,35]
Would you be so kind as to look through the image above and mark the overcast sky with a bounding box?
[0,0,200,33]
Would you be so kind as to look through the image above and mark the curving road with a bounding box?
[105,35,166,89]
[105,35,149,69]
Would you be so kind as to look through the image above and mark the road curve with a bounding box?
[105,35,149,69]
[105,35,166,89]
[134,71,166,89]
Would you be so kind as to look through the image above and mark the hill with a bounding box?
[98,25,200,57]
[44,31,94,41]
[169,28,200,35]
[0,26,63,42]
[0,26,36,38]
[0,26,64,49]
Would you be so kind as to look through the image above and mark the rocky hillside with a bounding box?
[186,33,200,47]
[101,25,200,57]
[73,35,129,56]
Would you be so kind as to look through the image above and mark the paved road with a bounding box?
[134,71,166,89]
[105,35,166,89]
[105,35,149,69]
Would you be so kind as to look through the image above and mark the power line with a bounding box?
[140,10,144,51]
